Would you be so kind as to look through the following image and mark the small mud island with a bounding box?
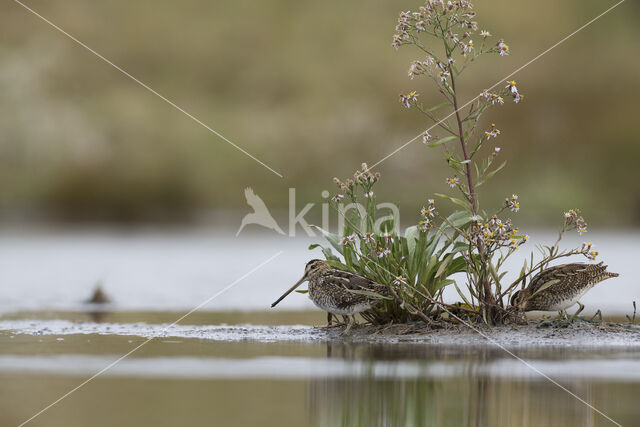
[1,317,639,347]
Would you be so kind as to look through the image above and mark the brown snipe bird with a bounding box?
[271,259,391,333]
[510,262,618,317]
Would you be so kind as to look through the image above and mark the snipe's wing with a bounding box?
[528,262,602,294]
[326,269,392,297]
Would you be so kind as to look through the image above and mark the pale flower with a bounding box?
[393,276,406,285]
[498,40,510,56]
[462,40,474,56]
[422,130,433,143]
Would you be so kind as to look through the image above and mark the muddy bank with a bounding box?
[0,319,638,347]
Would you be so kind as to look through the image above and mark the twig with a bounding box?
[627,301,636,325]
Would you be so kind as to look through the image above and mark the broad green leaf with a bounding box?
[344,288,394,300]
[531,279,560,297]
[447,210,475,228]
[449,241,470,254]
[446,257,467,275]
[433,279,455,292]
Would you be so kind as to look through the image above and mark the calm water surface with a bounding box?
[0,311,638,427]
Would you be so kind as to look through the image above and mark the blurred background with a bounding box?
[0,0,638,228]
[1,2,639,426]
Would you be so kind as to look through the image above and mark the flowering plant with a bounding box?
[314,0,599,325]
[312,163,469,324]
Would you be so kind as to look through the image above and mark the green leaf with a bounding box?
[433,279,455,292]
[321,246,340,262]
[425,102,450,113]
[531,279,560,297]
[477,160,507,187]
[377,215,396,233]
[308,244,320,250]
[344,288,394,300]
[450,241,470,254]
[489,262,501,286]
[447,210,475,228]
[427,135,457,147]
[311,225,344,255]
[404,225,420,258]
[435,193,471,211]
[453,281,473,307]
[325,259,349,270]
[435,253,453,278]
[517,259,528,287]
[295,289,308,294]
[447,256,468,275]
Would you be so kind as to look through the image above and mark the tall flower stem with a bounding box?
[448,64,477,214]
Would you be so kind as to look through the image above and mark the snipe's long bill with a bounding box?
[271,276,305,308]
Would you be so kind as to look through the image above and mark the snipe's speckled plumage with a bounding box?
[510,262,618,313]
[271,260,391,332]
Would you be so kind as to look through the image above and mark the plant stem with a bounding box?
[448,64,477,213]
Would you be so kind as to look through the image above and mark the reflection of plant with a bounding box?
[314,1,604,325]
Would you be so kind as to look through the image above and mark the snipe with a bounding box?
[271,259,391,333]
[510,262,619,318]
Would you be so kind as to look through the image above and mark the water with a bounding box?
[0,315,638,427]
[0,228,637,314]
[0,229,639,426]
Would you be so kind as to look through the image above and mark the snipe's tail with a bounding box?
[586,262,619,282]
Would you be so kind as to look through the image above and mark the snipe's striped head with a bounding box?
[271,259,330,308]
[302,259,331,280]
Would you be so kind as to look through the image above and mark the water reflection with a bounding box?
[309,342,636,427]
[0,331,637,426]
